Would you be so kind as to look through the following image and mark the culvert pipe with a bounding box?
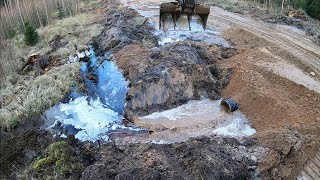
[221,98,239,112]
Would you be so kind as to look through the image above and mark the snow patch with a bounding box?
[48,96,123,142]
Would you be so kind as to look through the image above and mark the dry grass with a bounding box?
[0,63,81,129]
[0,0,105,129]
[0,0,105,81]
[0,5,104,80]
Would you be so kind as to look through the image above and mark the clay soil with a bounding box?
[220,30,320,179]
[214,8,320,180]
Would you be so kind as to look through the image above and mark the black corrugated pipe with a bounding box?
[221,98,239,112]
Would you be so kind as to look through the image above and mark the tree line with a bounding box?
[244,0,320,19]
[0,0,81,40]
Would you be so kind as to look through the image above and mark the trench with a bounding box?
[42,0,257,144]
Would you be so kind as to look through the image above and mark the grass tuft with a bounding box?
[0,63,81,129]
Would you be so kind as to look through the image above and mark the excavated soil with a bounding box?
[81,137,258,180]
[116,43,232,117]
[113,0,320,179]
[220,26,320,179]
[94,4,234,117]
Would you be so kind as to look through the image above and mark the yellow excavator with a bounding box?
[159,0,210,31]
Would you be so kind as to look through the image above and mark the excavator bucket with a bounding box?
[159,0,210,31]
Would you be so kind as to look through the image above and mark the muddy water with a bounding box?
[112,99,256,144]
[120,0,231,47]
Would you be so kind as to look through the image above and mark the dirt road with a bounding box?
[209,7,320,92]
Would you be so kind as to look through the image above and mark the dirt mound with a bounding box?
[81,136,258,180]
[257,128,320,179]
[115,42,232,117]
[93,5,157,54]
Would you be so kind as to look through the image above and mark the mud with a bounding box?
[220,27,320,179]
[81,136,259,180]
[0,1,246,179]
[94,2,235,118]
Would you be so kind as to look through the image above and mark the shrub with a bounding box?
[24,22,39,46]
[306,0,320,20]
[57,6,66,19]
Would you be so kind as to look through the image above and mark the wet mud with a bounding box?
[81,137,259,180]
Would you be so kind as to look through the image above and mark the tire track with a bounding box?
[209,7,320,76]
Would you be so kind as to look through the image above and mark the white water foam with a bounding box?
[43,47,133,142]
[212,118,256,137]
[45,96,123,142]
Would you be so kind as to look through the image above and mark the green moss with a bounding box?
[33,141,73,175]
[33,157,54,171]
[8,116,18,127]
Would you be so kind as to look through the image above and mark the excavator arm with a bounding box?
[159,0,209,31]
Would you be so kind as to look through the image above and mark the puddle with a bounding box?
[155,28,229,46]
[140,99,256,138]
[111,99,256,145]
[43,47,143,142]
[212,118,257,137]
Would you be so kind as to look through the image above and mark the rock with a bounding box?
[310,72,316,76]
